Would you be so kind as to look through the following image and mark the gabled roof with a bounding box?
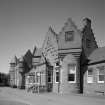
[34,48,42,57]
[88,47,105,64]
[32,46,37,56]
[42,26,58,52]
[41,26,58,65]
[23,49,33,68]
[19,56,24,62]
[32,48,43,66]
[57,18,82,49]
[59,18,82,38]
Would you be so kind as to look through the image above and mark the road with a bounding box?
[0,87,104,105]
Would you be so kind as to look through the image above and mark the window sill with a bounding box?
[68,81,76,83]
[87,82,93,83]
[97,81,104,83]
[55,82,59,83]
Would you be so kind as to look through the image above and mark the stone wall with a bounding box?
[53,54,80,94]
[83,63,105,95]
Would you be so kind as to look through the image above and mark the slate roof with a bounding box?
[32,48,44,65]
[57,18,82,50]
[88,47,105,64]
[19,56,24,62]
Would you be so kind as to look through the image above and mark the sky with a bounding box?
[0,0,104,73]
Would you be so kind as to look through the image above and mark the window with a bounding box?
[56,62,60,67]
[36,72,40,83]
[28,76,35,83]
[68,64,76,83]
[97,66,104,83]
[65,31,74,41]
[55,69,60,83]
[40,72,46,85]
[87,68,93,83]
[48,70,52,83]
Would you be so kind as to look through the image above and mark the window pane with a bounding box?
[69,69,75,74]
[97,67,104,83]
[99,75,104,81]
[68,74,75,81]
[48,70,52,83]
[56,72,59,82]
[48,77,51,82]
[88,69,93,75]
[65,31,74,41]
[68,64,76,82]
[87,69,93,83]
[87,76,93,83]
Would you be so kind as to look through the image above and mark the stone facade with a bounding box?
[9,17,105,95]
[9,50,33,89]
[25,47,47,92]
[84,63,105,95]
[9,56,18,87]
[83,47,105,95]
[42,18,82,94]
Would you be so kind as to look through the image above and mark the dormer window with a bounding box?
[65,31,74,41]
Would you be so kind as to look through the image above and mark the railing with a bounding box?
[27,83,46,93]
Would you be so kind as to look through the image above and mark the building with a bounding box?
[83,47,105,95]
[41,18,82,94]
[9,50,33,89]
[25,47,47,92]
[9,17,105,95]
[80,18,98,93]
[25,18,99,94]
[9,56,18,87]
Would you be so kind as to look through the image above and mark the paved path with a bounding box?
[0,87,105,105]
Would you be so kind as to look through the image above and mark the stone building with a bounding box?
[9,50,33,89]
[9,56,18,87]
[25,47,47,92]
[80,18,98,93]
[25,17,99,94]
[9,17,105,95]
[41,18,82,94]
[83,47,105,95]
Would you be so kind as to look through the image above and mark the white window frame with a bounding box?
[87,68,93,83]
[97,67,104,83]
[55,69,60,83]
[68,64,76,83]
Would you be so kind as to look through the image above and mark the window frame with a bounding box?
[87,68,93,83]
[55,69,60,83]
[68,64,76,83]
[97,66,104,83]
[65,31,74,42]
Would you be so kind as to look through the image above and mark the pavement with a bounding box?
[0,87,105,105]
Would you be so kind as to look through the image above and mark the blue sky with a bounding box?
[0,0,104,73]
